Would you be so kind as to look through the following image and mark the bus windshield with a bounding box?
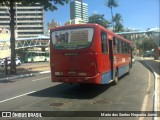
[51,28,94,50]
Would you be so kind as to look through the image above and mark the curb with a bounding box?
[0,71,51,81]
[143,60,159,120]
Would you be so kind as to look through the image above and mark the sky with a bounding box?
[45,0,159,30]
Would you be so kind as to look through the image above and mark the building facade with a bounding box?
[65,18,85,25]
[70,0,88,23]
[0,3,45,38]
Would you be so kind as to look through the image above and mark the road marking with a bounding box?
[0,91,36,103]
[147,70,151,93]
[139,70,151,120]
[143,60,159,120]
[32,77,50,82]
[39,71,50,74]
[154,72,159,120]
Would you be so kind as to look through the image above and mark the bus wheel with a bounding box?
[113,70,118,85]
[44,58,47,62]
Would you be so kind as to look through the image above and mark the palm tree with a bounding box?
[113,13,124,32]
[105,0,118,31]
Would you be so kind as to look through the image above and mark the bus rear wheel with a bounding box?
[113,70,118,85]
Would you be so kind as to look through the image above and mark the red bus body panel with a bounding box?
[50,24,131,84]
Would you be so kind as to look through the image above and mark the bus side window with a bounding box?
[122,41,125,53]
[118,39,122,53]
[128,44,131,53]
[126,43,129,53]
[101,31,108,54]
[125,43,128,53]
[124,42,126,53]
[113,37,118,54]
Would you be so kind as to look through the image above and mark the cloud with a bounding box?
[93,11,98,14]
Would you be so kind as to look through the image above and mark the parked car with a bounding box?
[143,51,153,57]
[0,58,21,67]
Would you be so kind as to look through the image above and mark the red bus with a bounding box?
[50,24,132,85]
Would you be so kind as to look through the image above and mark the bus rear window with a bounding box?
[51,28,94,50]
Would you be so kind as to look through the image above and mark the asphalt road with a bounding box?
[0,61,154,120]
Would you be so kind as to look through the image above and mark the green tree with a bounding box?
[105,0,118,31]
[141,39,154,52]
[88,14,109,28]
[113,13,124,32]
[0,0,68,74]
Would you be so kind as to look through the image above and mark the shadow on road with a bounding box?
[29,83,111,99]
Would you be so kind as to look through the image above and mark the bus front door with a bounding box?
[109,39,118,84]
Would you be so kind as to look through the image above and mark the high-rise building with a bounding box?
[0,3,45,38]
[70,0,88,23]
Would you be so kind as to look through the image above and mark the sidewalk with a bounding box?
[0,62,50,80]
[143,58,160,120]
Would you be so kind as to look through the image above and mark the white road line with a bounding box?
[154,72,159,120]
[139,70,151,120]
[143,61,159,120]
[39,71,50,74]
[32,77,50,82]
[141,95,149,111]
[0,91,36,103]
[147,70,151,93]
